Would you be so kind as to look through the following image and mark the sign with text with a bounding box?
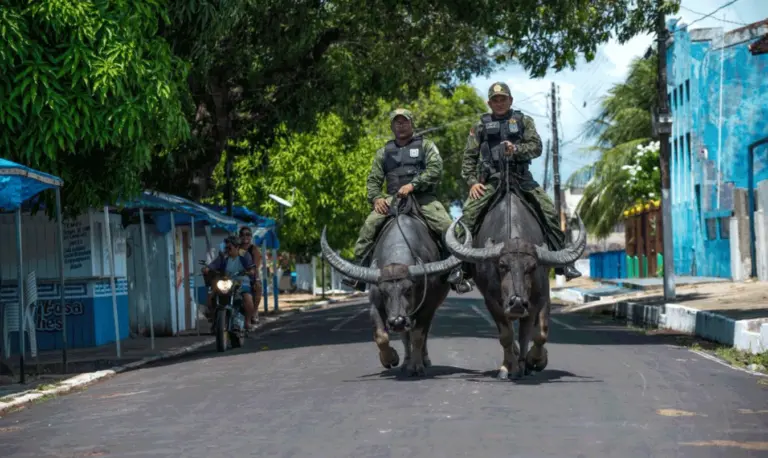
[35,299,86,332]
[63,218,92,277]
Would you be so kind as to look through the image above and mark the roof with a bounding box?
[565,165,596,190]
[749,33,768,55]
[0,159,63,211]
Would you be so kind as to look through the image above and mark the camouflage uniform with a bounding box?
[459,82,581,280]
[353,138,453,259]
[345,108,470,292]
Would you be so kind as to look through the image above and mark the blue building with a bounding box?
[667,19,768,279]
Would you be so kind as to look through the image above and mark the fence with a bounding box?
[588,250,628,279]
[623,200,664,278]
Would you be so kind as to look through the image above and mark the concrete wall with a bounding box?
[667,20,768,278]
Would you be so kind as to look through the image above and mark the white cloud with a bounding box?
[470,0,768,189]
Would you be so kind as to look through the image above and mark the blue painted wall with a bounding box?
[667,20,768,278]
[1,278,129,355]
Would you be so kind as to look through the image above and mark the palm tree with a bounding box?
[569,52,658,238]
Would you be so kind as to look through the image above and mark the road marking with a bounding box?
[688,348,768,378]
[470,305,496,327]
[656,408,706,417]
[549,317,578,330]
[331,307,368,331]
[679,440,768,451]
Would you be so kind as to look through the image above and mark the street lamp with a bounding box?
[268,193,293,312]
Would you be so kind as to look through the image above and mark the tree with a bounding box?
[146,0,680,201]
[569,53,660,238]
[218,84,485,257]
[0,1,190,215]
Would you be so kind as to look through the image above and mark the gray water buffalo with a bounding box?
[320,207,472,376]
[444,190,586,380]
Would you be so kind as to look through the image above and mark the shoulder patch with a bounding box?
[469,126,475,136]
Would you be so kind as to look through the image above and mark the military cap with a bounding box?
[488,82,512,99]
[389,108,414,124]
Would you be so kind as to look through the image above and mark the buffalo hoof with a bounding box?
[423,356,432,368]
[400,357,411,373]
[525,347,548,373]
[406,363,426,377]
[497,366,510,380]
[379,348,400,369]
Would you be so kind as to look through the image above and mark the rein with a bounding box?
[391,195,428,319]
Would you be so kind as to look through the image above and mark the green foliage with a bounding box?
[0,1,189,215]
[572,54,660,238]
[228,113,380,258]
[221,84,484,257]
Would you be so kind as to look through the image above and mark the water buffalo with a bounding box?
[444,190,586,380]
[320,202,472,376]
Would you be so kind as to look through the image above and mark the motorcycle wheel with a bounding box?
[215,308,229,352]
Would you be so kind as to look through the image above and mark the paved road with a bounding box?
[1,295,767,457]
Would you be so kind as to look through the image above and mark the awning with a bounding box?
[0,159,63,211]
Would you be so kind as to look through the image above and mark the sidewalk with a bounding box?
[0,292,365,415]
[558,279,768,355]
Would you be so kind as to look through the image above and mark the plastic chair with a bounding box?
[2,270,38,361]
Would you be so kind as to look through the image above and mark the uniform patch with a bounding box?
[508,119,519,134]
[409,148,419,157]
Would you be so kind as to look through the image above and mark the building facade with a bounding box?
[667,19,768,279]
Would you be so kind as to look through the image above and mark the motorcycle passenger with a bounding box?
[201,235,258,331]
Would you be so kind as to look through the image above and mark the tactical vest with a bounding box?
[382,136,434,196]
[477,110,529,179]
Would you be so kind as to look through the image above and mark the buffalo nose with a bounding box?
[506,297,528,316]
[387,316,408,332]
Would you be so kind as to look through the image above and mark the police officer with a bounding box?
[341,108,473,293]
[458,82,582,281]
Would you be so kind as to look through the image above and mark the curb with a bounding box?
[608,300,768,355]
[0,295,363,416]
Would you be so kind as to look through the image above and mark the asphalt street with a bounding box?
[1,294,767,457]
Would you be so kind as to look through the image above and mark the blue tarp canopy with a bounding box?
[117,191,239,234]
[0,159,63,211]
[204,204,280,250]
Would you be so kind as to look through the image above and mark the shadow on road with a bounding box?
[127,301,698,376]
[347,365,601,385]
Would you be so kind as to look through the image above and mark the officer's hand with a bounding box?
[397,183,414,197]
[373,198,390,215]
[502,141,515,157]
[469,183,486,200]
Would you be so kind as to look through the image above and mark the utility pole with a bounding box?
[655,0,676,300]
[543,138,551,191]
[550,82,562,227]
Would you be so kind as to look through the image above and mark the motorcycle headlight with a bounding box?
[216,279,233,293]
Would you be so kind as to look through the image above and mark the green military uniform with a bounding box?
[353,137,454,259]
[459,82,581,280]
[345,108,471,292]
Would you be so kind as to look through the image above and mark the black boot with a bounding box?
[447,264,473,294]
[555,264,582,282]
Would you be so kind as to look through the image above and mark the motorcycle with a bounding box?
[199,260,248,352]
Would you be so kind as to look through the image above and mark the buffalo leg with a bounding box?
[516,315,536,378]
[371,306,399,369]
[422,320,433,368]
[486,299,519,380]
[406,325,427,376]
[525,301,550,372]
[400,331,412,371]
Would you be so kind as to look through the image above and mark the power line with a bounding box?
[679,5,747,26]
[680,0,744,29]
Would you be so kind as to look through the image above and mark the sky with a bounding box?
[466,0,766,194]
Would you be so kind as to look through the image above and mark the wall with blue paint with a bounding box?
[667,20,768,278]
[0,210,130,354]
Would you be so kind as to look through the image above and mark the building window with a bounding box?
[685,79,690,102]
[674,138,678,157]
[719,217,730,239]
[673,89,678,108]
[705,218,717,240]
[679,83,684,105]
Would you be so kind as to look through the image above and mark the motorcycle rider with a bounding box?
[238,226,262,326]
[201,235,258,331]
